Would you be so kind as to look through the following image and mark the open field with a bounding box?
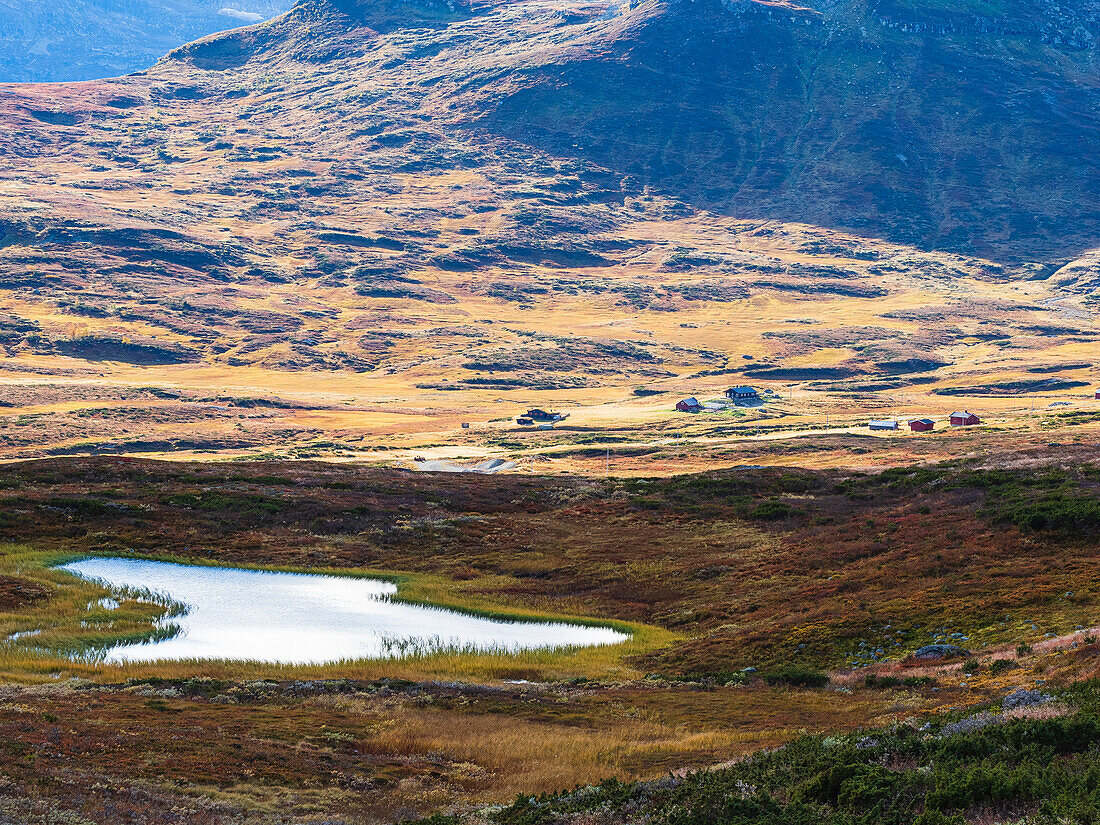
[0,372,1096,475]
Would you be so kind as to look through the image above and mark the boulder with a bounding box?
[912,644,970,660]
[1002,688,1053,712]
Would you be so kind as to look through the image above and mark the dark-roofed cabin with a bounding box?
[949,411,980,426]
[725,386,760,402]
[909,418,935,432]
[525,409,566,422]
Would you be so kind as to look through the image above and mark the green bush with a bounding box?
[1007,497,1100,532]
[864,674,901,689]
[490,796,552,825]
[865,674,934,689]
[904,676,936,687]
[750,501,800,521]
[763,666,830,688]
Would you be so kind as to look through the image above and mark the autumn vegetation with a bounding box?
[0,446,1092,822]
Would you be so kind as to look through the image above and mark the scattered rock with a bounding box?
[1002,688,1054,712]
[940,711,1000,737]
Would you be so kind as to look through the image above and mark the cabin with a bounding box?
[909,418,935,432]
[676,397,702,412]
[726,386,760,403]
[1095,388,1100,400]
[868,420,899,431]
[524,408,566,423]
[949,410,981,426]
[516,417,534,427]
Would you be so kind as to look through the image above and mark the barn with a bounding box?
[869,420,899,431]
[949,411,981,426]
[909,418,935,432]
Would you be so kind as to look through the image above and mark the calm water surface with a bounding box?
[58,558,629,664]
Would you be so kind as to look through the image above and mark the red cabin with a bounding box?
[949,411,980,426]
[909,418,935,432]
[676,397,702,412]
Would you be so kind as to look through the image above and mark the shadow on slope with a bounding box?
[480,0,1100,263]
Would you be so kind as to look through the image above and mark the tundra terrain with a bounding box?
[0,448,1093,823]
[0,0,1096,822]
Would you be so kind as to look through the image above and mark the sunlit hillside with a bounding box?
[0,0,1096,467]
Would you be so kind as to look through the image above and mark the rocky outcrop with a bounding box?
[912,644,970,660]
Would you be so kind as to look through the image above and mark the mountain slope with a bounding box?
[0,0,1095,460]
[148,0,1100,259]
[480,0,1100,259]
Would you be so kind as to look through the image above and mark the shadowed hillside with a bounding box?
[483,0,1100,260]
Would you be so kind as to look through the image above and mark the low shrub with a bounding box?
[460,680,1100,825]
[865,674,935,689]
[903,676,936,687]
[1005,497,1100,532]
[864,674,901,689]
[750,501,800,521]
[763,665,830,688]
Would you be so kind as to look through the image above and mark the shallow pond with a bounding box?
[58,558,629,664]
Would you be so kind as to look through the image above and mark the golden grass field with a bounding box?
[0,0,1095,469]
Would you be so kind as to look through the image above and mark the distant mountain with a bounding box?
[0,0,292,82]
[153,0,1100,261]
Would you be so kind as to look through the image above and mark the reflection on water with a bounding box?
[58,558,629,664]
